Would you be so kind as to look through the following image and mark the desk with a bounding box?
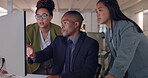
[25,74,48,78]
[0,74,48,78]
[0,73,49,78]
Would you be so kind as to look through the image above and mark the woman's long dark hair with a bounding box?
[97,0,143,33]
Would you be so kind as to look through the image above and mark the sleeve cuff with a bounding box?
[108,68,125,78]
[28,57,36,64]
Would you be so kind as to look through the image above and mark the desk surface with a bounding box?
[25,74,48,78]
[0,74,48,78]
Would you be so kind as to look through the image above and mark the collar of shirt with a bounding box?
[67,34,80,45]
[39,30,51,50]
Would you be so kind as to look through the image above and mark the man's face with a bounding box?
[61,14,78,38]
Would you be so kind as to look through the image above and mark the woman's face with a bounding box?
[96,2,111,25]
[36,8,52,28]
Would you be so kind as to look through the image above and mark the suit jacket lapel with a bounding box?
[72,33,85,65]
[61,37,68,66]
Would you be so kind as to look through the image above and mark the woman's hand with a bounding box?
[0,69,8,74]
[47,75,60,78]
[105,74,117,78]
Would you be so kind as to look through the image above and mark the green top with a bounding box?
[26,22,62,74]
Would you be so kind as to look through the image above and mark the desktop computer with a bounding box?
[0,11,26,76]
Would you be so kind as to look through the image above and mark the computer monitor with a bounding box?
[0,11,26,76]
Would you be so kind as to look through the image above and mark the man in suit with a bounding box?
[26,11,99,78]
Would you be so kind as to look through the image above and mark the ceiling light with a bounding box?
[144,9,148,13]
[0,7,7,12]
[0,7,7,16]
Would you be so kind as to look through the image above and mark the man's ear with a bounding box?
[74,21,80,28]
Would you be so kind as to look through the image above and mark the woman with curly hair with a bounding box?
[26,0,62,75]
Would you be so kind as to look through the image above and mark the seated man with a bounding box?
[26,11,99,78]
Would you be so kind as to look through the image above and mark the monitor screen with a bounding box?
[0,11,26,76]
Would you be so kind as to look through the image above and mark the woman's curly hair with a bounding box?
[36,0,55,16]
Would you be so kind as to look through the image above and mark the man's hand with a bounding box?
[26,44,36,58]
[47,75,60,78]
[0,69,8,74]
[105,74,117,78]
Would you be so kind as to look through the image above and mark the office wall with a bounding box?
[144,13,148,36]
[52,12,64,26]
[26,11,36,25]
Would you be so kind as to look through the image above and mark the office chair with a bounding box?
[94,64,102,78]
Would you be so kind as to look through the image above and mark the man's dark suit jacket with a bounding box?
[33,32,99,78]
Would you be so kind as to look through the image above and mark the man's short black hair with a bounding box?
[63,11,84,23]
